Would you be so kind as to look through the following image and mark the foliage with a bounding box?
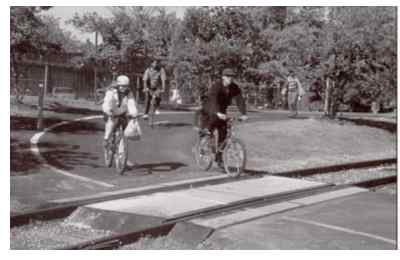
[68,7,180,73]
[11,6,397,112]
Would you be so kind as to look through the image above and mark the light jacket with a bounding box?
[143,67,166,90]
[287,76,305,96]
[102,88,138,117]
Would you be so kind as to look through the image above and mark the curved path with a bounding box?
[30,111,276,190]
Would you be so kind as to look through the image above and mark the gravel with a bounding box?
[10,219,114,250]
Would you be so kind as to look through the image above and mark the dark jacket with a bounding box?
[205,80,247,116]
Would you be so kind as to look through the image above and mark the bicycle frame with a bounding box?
[202,117,238,154]
[194,116,246,176]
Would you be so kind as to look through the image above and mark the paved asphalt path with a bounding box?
[36,111,290,193]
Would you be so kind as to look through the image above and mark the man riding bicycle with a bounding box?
[142,58,166,119]
[196,68,248,167]
[102,75,139,147]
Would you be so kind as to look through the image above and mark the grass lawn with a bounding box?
[238,117,396,173]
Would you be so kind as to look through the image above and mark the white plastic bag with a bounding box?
[124,119,142,141]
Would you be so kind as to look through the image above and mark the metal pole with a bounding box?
[37,63,49,130]
[136,76,140,101]
[93,31,98,98]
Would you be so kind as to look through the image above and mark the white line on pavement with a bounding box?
[282,216,397,246]
[30,115,115,188]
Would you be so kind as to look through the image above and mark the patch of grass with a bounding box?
[239,118,396,173]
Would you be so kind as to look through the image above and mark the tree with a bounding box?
[320,7,397,115]
[10,6,59,102]
[68,7,179,73]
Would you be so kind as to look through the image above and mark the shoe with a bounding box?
[143,114,149,120]
[155,109,160,115]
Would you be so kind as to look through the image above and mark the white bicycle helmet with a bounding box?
[116,75,130,85]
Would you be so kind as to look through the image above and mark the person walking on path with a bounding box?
[142,58,166,119]
[284,70,305,117]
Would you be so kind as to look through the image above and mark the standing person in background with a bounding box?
[142,58,166,119]
[284,70,305,118]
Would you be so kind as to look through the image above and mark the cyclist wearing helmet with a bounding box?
[102,75,139,146]
[142,58,166,119]
[201,68,248,167]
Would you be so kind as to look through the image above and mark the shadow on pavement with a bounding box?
[157,122,193,128]
[46,102,102,115]
[126,162,188,174]
[39,142,102,171]
[11,116,64,131]
[49,120,103,135]
[159,104,195,112]
[11,115,103,135]
[11,138,41,175]
[287,116,309,120]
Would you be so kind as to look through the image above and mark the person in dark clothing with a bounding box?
[196,68,248,166]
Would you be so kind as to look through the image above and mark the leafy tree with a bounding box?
[320,7,397,115]
[68,7,179,74]
[10,6,60,102]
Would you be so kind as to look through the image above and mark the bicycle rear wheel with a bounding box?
[114,128,128,175]
[104,136,114,168]
[193,136,214,171]
[223,138,247,177]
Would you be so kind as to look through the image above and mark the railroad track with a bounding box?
[61,175,396,250]
[11,158,396,228]
[11,159,396,250]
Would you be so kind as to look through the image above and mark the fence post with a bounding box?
[37,63,49,130]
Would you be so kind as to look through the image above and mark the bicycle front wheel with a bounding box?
[115,129,128,175]
[104,136,114,168]
[193,136,214,171]
[223,138,247,177]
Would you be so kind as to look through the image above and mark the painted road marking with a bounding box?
[30,115,115,188]
[282,216,397,246]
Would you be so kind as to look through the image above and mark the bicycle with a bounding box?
[103,114,142,175]
[193,116,247,177]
